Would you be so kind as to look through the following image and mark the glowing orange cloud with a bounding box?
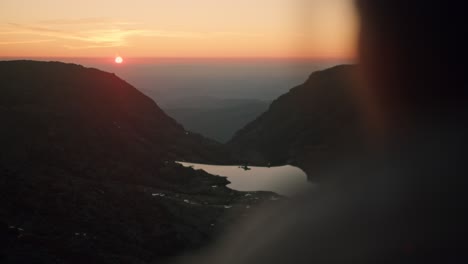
[0,0,357,59]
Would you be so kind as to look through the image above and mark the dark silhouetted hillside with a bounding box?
[0,60,274,263]
[229,65,363,180]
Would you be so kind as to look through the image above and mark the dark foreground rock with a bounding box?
[0,61,278,263]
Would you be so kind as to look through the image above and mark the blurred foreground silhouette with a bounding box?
[179,0,468,263]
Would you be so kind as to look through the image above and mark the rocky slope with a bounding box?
[0,60,276,263]
[229,65,363,180]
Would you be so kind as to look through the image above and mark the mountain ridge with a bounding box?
[0,60,275,263]
[229,65,363,180]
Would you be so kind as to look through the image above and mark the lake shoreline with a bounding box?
[177,161,308,196]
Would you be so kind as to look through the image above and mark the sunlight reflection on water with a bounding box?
[178,162,309,196]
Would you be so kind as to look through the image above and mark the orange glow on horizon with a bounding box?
[0,0,357,60]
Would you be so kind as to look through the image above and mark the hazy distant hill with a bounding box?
[229,65,363,180]
[0,61,273,263]
[163,97,270,142]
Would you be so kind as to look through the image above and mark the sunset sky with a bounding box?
[0,0,357,59]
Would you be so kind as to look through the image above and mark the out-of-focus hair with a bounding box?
[356,0,467,115]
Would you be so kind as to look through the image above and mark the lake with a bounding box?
[178,162,309,196]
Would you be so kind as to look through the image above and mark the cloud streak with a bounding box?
[0,18,263,51]
[37,17,137,26]
[0,39,54,45]
[0,19,204,49]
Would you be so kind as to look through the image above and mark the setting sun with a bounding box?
[115,56,123,64]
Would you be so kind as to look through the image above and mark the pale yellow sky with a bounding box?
[0,0,357,58]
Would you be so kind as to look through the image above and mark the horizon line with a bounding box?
[0,55,355,61]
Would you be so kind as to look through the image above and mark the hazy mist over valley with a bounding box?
[1,57,347,141]
[7,58,345,102]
